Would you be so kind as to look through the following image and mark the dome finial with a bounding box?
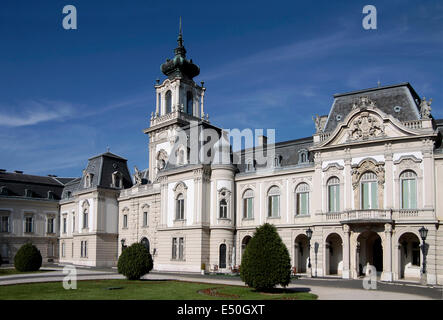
[177,16,183,48]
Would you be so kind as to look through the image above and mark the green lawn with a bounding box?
[0,279,317,300]
[0,269,53,277]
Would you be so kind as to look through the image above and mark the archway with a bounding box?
[294,234,309,274]
[140,237,150,254]
[398,232,421,280]
[357,231,383,276]
[325,233,343,275]
[241,235,251,255]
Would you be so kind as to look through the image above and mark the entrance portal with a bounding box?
[357,231,383,276]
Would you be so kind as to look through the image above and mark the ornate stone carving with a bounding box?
[351,159,385,190]
[348,112,384,141]
[133,166,143,185]
[352,96,376,110]
[420,97,432,119]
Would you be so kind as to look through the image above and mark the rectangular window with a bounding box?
[297,192,309,215]
[362,182,378,209]
[178,237,184,260]
[72,243,74,258]
[81,241,87,258]
[172,238,177,260]
[123,214,128,228]
[402,179,417,209]
[62,217,66,234]
[72,215,75,233]
[0,216,9,233]
[268,196,280,217]
[243,198,253,219]
[61,243,65,257]
[25,216,33,233]
[83,212,88,229]
[176,199,185,220]
[143,212,148,227]
[328,185,340,212]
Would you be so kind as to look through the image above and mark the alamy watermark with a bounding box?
[63,265,77,290]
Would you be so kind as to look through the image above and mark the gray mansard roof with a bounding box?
[235,136,314,174]
[323,83,422,133]
[75,151,133,192]
[0,171,76,201]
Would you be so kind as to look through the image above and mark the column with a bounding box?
[422,146,434,209]
[344,149,352,210]
[201,88,205,118]
[342,224,351,279]
[381,223,393,282]
[155,92,159,116]
[385,149,393,209]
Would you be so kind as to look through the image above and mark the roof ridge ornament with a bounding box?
[352,96,377,110]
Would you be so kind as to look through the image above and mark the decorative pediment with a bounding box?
[322,162,344,172]
[347,112,385,141]
[173,181,188,193]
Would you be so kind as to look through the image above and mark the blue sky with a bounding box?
[0,0,442,177]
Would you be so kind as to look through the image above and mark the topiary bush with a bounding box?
[117,242,153,280]
[240,223,291,291]
[14,243,42,272]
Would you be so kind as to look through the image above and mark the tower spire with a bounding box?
[177,16,184,48]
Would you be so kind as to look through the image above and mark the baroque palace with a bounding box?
[1,29,443,285]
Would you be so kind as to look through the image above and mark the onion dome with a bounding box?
[160,18,200,80]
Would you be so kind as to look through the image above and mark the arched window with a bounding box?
[141,237,150,253]
[219,244,227,269]
[360,172,378,209]
[267,186,280,217]
[400,170,417,209]
[295,183,310,215]
[165,90,172,114]
[176,193,185,220]
[186,91,193,115]
[83,209,88,229]
[298,149,309,164]
[243,189,254,219]
[327,177,340,213]
[219,199,228,219]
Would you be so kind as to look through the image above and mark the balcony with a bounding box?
[322,209,436,224]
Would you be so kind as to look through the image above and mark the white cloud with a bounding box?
[0,100,74,127]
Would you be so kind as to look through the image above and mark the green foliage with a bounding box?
[117,243,153,280]
[0,254,3,267]
[14,243,42,272]
[240,223,291,291]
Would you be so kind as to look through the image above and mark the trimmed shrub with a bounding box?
[0,254,2,267]
[14,243,42,272]
[240,223,291,291]
[117,243,153,280]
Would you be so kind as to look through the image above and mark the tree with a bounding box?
[117,243,153,280]
[240,223,291,291]
[14,243,42,272]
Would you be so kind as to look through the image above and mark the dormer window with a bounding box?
[298,149,309,164]
[0,186,8,196]
[274,155,282,168]
[112,171,123,189]
[25,189,33,197]
[84,173,93,188]
[246,159,256,172]
[47,190,55,200]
